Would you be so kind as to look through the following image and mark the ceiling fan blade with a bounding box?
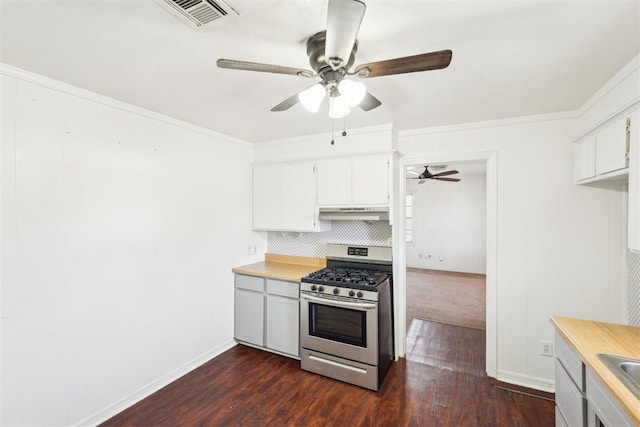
[359,91,382,111]
[432,169,459,177]
[271,92,302,112]
[418,180,426,184]
[354,50,453,78]
[325,0,366,70]
[433,177,461,182]
[217,59,316,78]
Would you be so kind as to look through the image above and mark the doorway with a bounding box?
[394,153,497,377]
[405,162,487,330]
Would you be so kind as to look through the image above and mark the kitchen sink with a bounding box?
[597,353,640,399]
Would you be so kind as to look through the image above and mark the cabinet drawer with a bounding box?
[235,274,264,292]
[555,359,586,427]
[266,279,299,298]
[555,333,585,391]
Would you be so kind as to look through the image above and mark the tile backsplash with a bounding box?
[267,221,392,258]
[628,249,640,326]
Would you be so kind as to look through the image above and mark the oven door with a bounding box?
[300,292,378,365]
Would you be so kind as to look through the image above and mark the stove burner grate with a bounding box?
[303,267,389,289]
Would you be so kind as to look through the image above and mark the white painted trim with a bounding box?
[398,111,577,138]
[577,53,640,117]
[250,148,400,166]
[0,63,252,149]
[496,370,555,394]
[256,123,395,147]
[396,152,497,380]
[74,340,237,427]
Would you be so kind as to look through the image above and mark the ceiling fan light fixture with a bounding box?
[298,83,326,113]
[338,79,366,107]
[329,95,350,119]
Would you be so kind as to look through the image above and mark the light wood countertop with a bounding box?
[550,316,640,425]
[232,253,326,283]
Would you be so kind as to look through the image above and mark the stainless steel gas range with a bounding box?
[300,244,393,391]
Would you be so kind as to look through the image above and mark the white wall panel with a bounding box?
[1,73,257,426]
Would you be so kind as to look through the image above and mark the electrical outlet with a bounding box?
[540,340,553,357]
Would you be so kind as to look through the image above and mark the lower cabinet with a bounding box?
[554,331,634,427]
[234,274,299,358]
[555,333,586,427]
[234,275,265,346]
[586,369,634,427]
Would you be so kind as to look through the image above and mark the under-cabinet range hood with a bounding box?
[318,207,389,221]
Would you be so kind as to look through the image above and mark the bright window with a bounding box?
[405,194,413,243]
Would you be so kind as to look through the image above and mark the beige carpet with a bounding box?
[406,268,486,330]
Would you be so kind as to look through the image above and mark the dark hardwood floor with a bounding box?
[101,319,554,426]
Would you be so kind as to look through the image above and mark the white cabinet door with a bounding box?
[596,115,629,175]
[252,165,282,230]
[352,155,389,205]
[234,289,264,346]
[586,368,634,427]
[317,157,351,206]
[317,154,389,206]
[265,294,299,356]
[253,163,327,231]
[282,163,317,231]
[574,136,596,181]
[629,109,640,252]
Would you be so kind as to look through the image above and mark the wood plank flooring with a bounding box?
[101,319,554,426]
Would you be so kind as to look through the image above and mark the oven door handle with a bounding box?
[301,294,377,310]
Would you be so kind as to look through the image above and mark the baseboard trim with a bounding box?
[406,267,486,278]
[495,370,555,395]
[489,378,555,401]
[74,339,237,427]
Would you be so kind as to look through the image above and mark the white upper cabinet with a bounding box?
[595,115,629,175]
[629,109,639,252]
[316,157,351,206]
[252,162,329,232]
[317,154,390,207]
[574,115,630,183]
[574,136,596,181]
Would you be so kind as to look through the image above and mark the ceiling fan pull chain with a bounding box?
[342,116,347,137]
[330,119,335,145]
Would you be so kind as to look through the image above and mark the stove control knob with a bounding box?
[318,286,325,292]
[357,291,364,298]
[349,290,355,297]
[311,285,317,291]
[333,288,340,295]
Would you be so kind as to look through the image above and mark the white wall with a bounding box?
[398,115,626,391]
[1,68,264,426]
[406,172,486,274]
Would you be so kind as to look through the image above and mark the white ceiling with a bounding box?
[1,0,639,143]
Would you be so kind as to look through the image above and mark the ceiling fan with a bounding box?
[216,0,452,118]
[408,166,460,184]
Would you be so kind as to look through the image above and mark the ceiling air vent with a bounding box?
[156,0,238,30]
